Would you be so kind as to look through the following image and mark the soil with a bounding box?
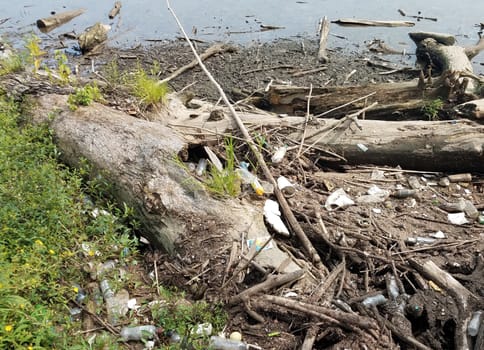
[8,36,484,349]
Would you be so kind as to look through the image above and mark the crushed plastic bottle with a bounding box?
[236,162,264,195]
[99,279,128,325]
[196,158,208,176]
[362,294,387,307]
[405,237,436,245]
[209,336,248,350]
[468,310,482,337]
[120,325,158,341]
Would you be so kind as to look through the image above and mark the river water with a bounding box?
[1,0,483,72]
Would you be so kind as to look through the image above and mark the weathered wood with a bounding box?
[264,82,430,119]
[298,118,484,172]
[29,93,301,275]
[108,1,122,19]
[317,16,330,63]
[36,9,85,33]
[409,259,475,350]
[158,44,236,85]
[333,18,414,27]
[454,98,484,119]
[78,22,110,53]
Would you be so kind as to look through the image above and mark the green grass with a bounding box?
[205,138,241,197]
[126,62,169,109]
[67,83,103,111]
[421,98,443,121]
[0,96,137,349]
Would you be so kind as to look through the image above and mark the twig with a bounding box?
[300,102,377,157]
[154,259,160,296]
[314,91,376,118]
[228,270,305,305]
[297,83,313,158]
[241,64,294,75]
[291,66,327,77]
[73,300,118,335]
[158,43,236,85]
[317,16,331,63]
[263,295,378,331]
[222,234,274,289]
[166,0,324,271]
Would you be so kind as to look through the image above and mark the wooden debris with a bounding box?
[158,43,236,85]
[454,98,484,119]
[108,1,122,19]
[78,22,110,53]
[332,18,415,27]
[36,8,86,33]
[317,16,330,63]
[260,24,285,31]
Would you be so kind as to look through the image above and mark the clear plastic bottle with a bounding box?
[120,325,158,341]
[99,279,126,325]
[236,163,264,196]
[362,294,387,307]
[468,310,482,337]
[196,158,208,176]
[209,336,247,350]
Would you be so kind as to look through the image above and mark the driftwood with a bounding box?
[158,43,236,85]
[262,82,432,119]
[455,98,484,119]
[108,1,122,19]
[332,18,415,27]
[317,16,330,63]
[409,259,476,350]
[78,22,110,53]
[30,94,302,275]
[36,9,85,33]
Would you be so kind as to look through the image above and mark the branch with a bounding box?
[165,0,325,271]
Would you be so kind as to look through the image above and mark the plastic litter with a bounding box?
[468,310,482,336]
[263,199,290,236]
[191,323,213,337]
[447,212,469,225]
[448,173,472,183]
[120,325,158,342]
[229,331,243,341]
[362,294,387,307]
[209,336,248,350]
[406,237,436,245]
[237,162,264,196]
[277,176,295,198]
[391,188,417,198]
[99,279,129,325]
[271,145,287,163]
[196,158,207,176]
[325,188,355,211]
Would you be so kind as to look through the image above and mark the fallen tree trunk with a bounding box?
[36,8,86,33]
[297,118,484,172]
[165,98,484,172]
[30,93,301,275]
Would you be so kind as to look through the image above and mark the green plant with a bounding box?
[0,53,23,76]
[205,138,241,197]
[151,286,227,349]
[129,62,169,108]
[67,83,103,110]
[0,96,138,348]
[421,98,443,121]
[24,35,45,73]
[53,50,71,84]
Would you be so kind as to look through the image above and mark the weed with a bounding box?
[205,138,241,197]
[24,35,45,73]
[129,62,169,108]
[0,96,138,348]
[151,286,227,349]
[421,98,443,121]
[67,83,103,110]
[53,50,71,84]
[0,52,23,76]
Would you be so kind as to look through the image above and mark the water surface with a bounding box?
[1,0,482,72]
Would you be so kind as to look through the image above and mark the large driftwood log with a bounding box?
[36,9,85,33]
[167,99,484,172]
[262,82,430,119]
[297,118,484,172]
[30,93,301,274]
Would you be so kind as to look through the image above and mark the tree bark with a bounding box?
[29,93,301,274]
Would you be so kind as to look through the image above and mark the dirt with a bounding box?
[12,37,484,349]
